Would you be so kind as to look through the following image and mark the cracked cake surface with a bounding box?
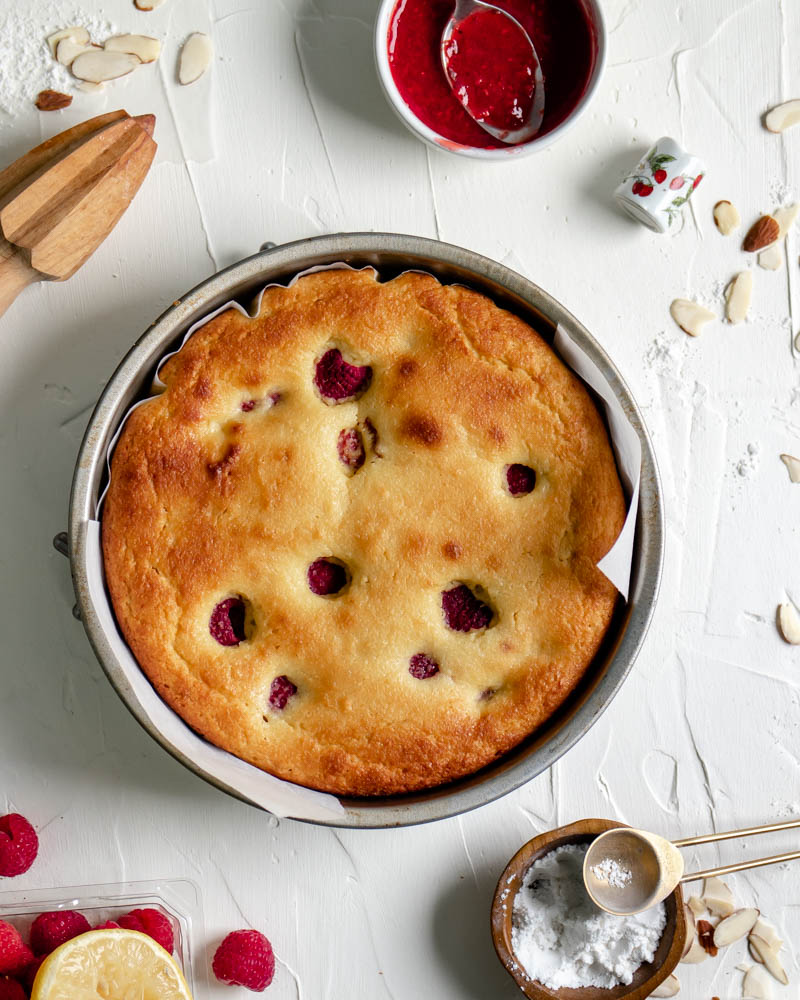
[102,269,625,795]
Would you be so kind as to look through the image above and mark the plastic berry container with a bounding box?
[0,879,207,996]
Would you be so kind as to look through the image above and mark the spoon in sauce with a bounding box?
[583,818,800,916]
[441,0,545,145]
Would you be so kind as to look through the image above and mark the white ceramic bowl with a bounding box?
[374,0,608,160]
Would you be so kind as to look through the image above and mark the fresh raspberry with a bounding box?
[653,169,667,184]
[337,428,365,471]
[638,184,653,197]
[693,173,703,189]
[268,676,297,711]
[94,921,120,930]
[0,977,26,1000]
[307,559,348,596]
[631,181,642,195]
[210,598,247,647]
[0,815,38,877]
[118,909,173,954]
[409,654,439,679]
[441,584,493,632]
[506,464,536,496]
[30,911,90,956]
[212,930,275,991]
[21,955,45,991]
[314,349,371,403]
[0,923,32,976]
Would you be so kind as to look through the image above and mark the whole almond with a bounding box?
[743,215,780,252]
[35,89,73,111]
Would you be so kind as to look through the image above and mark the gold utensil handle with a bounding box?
[674,817,800,848]
[681,848,800,883]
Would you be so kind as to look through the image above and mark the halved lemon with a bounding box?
[31,929,193,1000]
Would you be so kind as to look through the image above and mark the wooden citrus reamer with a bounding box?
[0,110,157,318]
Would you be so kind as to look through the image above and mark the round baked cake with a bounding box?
[102,268,625,796]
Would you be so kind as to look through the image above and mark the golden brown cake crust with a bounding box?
[102,269,625,796]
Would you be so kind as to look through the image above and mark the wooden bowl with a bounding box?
[491,819,687,1000]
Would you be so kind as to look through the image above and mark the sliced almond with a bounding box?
[725,271,753,324]
[765,99,800,134]
[670,299,715,337]
[714,907,760,948]
[178,32,213,85]
[773,203,800,235]
[748,936,789,985]
[680,933,709,964]
[135,0,168,8]
[71,49,142,83]
[703,876,735,916]
[681,905,696,958]
[56,37,95,66]
[687,895,706,917]
[743,963,774,999]
[777,600,800,644]
[758,244,783,270]
[714,200,741,236]
[780,454,800,483]
[35,89,73,110]
[105,34,161,63]
[743,215,780,252]
[47,26,90,58]
[751,918,783,953]
[76,80,105,93]
[651,973,680,997]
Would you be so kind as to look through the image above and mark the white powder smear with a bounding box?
[511,843,666,990]
[0,7,116,123]
[591,857,633,889]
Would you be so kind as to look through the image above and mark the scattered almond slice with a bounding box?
[777,600,800,644]
[71,49,142,83]
[715,908,760,948]
[179,32,213,85]
[105,34,161,63]
[765,99,800,134]
[795,331,800,353]
[743,963,774,999]
[751,918,783,953]
[687,895,706,917]
[670,299,715,337]
[651,974,680,997]
[780,454,800,483]
[703,876,735,916]
[76,81,105,93]
[726,272,753,324]
[773,203,799,235]
[135,0,168,8]
[748,936,789,985]
[681,934,710,964]
[681,905,696,959]
[56,37,95,67]
[47,26,89,58]
[743,215,780,252]
[714,200,741,236]
[737,962,753,973]
[758,245,783,270]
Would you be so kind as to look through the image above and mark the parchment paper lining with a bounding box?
[85,263,641,820]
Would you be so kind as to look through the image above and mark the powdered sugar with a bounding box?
[511,843,666,990]
[0,7,117,123]
[591,857,633,889]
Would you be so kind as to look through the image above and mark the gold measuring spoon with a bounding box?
[584,818,800,915]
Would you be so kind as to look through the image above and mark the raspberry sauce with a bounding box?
[443,8,537,134]
[388,0,598,149]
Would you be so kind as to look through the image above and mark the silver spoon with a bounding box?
[440,0,545,145]
[583,818,800,916]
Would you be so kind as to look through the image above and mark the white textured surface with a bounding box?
[1,0,799,998]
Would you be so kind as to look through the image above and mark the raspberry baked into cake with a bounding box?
[102,268,625,796]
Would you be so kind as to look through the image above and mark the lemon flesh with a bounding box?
[32,929,193,1000]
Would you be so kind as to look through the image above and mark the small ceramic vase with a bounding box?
[615,137,706,233]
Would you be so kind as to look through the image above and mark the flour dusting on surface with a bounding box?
[511,843,666,990]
